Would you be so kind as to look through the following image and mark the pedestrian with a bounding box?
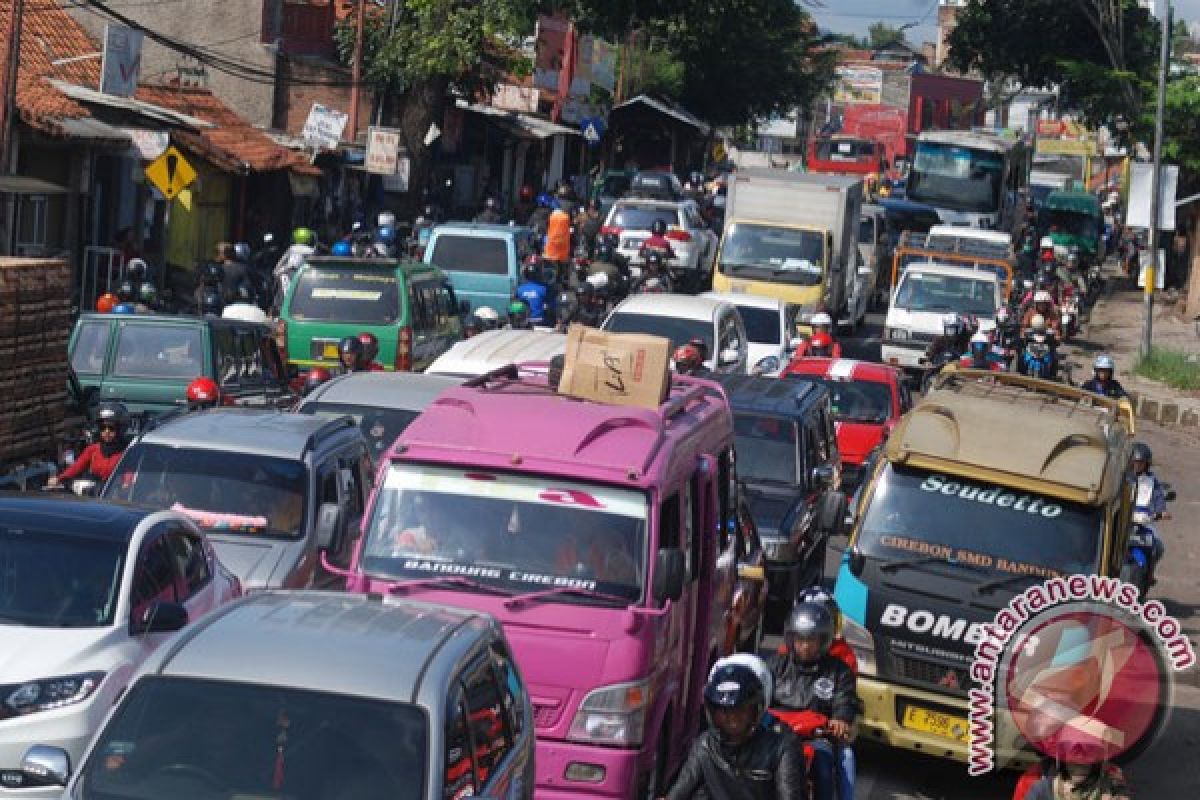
[215,242,252,305]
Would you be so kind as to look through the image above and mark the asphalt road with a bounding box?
[761,312,1200,800]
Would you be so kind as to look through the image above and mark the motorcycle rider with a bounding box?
[474,197,503,224]
[639,219,677,262]
[1022,724,1130,800]
[475,305,501,331]
[194,262,226,317]
[337,336,370,373]
[543,199,573,285]
[272,227,317,312]
[672,343,708,376]
[1080,354,1128,399]
[587,241,627,293]
[791,312,843,359]
[373,225,398,258]
[357,332,385,371]
[1022,291,1063,337]
[575,200,604,256]
[507,299,532,330]
[769,602,859,800]
[960,330,1002,371]
[48,401,130,489]
[527,193,555,237]
[515,261,550,326]
[664,662,804,800]
[1131,442,1169,585]
[185,376,223,410]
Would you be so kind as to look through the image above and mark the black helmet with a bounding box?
[338,335,364,358]
[784,602,834,661]
[645,250,665,269]
[95,401,130,432]
[200,287,223,315]
[234,282,254,303]
[234,242,252,262]
[522,262,541,283]
[125,259,148,281]
[703,663,765,745]
[556,290,578,324]
[595,242,614,262]
[115,279,136,302]
[201,261,225,286]
[137,282,158,307]
[651,219,667,236]
[1132,442,1152,466]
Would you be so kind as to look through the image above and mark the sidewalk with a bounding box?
[1067,274,1200,427]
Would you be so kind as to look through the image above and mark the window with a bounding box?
[339,452,367,518]
[687,476,703,583]
[491,641,525,737]
[289,266,401,324]
[211,327,239,386]
[318,463,339,506]
[718,450,735,552]
[409,282,432,332]
[444,689,476,800]
[422,283,445,328]
[259,333,284,385]
[238,329,264,386]
[130,536,178,621]
[429,236,509,275]
[113,324,204,379]
[462,655,511,784]
[71,321,110,374]
[166,530,211,599]
[660,493,681,551]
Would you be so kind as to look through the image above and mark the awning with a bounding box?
[0,175,69,195]
[55,117,132,147]
[49,80,214,130]
[456,100,580,139]
[611,95,710,135]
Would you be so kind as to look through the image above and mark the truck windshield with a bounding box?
[733,414,799,484]
[857,464,1103,582]
[362,465,648,604]
[79,677,426,800]
[894,270,996,316]
[106,445,308,539]
[289,266,401,324]
[719,223,825,286]
[1042,210,1099,242]
[908,142,1005,214]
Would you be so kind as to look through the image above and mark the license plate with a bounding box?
[322,343,339,358]
[901,706,969,743]
[622,239,640,249]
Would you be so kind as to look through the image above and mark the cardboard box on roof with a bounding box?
[559,325,671,410]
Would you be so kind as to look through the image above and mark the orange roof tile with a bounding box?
[1,0,100,132]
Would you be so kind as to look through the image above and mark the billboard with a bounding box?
[834,66,883,105]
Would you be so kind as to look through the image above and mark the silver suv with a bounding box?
[604,197,718,275]
[22,591,535,800]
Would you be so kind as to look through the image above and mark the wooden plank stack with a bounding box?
[0,258,73,465]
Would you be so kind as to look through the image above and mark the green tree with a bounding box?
[867,22,908,50]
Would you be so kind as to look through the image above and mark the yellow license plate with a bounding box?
[323,343,339,358]
[901,706,969,743]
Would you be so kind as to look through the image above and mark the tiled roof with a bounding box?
[3,0,101,132]
[137,85,320,175]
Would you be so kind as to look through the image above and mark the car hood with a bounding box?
[835,420,886,465]
[885,306,996,334]
[208,537,291,589]
[0,625,120,681]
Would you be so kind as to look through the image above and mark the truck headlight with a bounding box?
[841,617,877,677]
[3,672,105,716]
[568,679,652,746]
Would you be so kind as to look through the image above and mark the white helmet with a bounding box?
[1030,314,1047,332]
[996,306,1010,323]
[475,306,500,322]
[1039,236,1055,249]
[1094,354,1116,371]
[1034,290,1053,304]
[709,653,773,708]
[377,211,396,228]
[811,312,833,328]
[970,330,990,345]
[221,303,268,324]
[585,272,609,290]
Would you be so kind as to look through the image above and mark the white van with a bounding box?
[425,328,566,378]
[880,262,1003,371]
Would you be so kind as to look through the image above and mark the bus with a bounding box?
[808,135,888,187]
[906,130,1028,233]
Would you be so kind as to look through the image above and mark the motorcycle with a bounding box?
[770,710,845,799]
[1017,331,1060,381]
[1060,293,1081,339]
[1121,475,1174,597]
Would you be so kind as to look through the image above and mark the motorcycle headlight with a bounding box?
[568,679,652,746]
[3,672,105,716]
[841,617,877,677]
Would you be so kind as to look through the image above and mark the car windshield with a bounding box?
[611,205,679,231]
[0,528,124,627]
[112,324,204,380]
[79,676,426,800]
[736,306,782,345]
[362,466,648,604]
[719,223,825,286]
[893,270,997,316]
[733,414,799,484]
[289,266,401,324]
[603,312,713,353]
[429,235,509,275]
[106,445,308,539]
[857,464,1103,583]
[796,377,893,424]
[299,402,417,462]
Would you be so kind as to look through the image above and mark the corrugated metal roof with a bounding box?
[612,95,710,134]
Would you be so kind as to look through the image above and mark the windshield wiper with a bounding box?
[386,575,515,597]
[877,554,989,575]
[974,573,1041,596]
[503,586,632,610]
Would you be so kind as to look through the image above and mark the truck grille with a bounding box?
[532,701,562,729]
[891,653,970,697]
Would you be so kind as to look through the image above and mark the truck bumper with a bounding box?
[856,675,1038,768]
[880,342,925,370]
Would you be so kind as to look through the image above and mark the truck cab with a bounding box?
[835,370,1139,767]
[341,365,740,800]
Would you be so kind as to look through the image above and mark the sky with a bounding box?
[807,0,1200,49]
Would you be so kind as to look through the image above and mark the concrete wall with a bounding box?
[68,1,277,128]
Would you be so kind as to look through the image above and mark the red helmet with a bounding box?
[357,332,379,363]
[810,332,834,356]
[673,344,703,373]
[303,367,334,396]
[520,185,534,202]
[186,376,221,408]
[96,293,118,313]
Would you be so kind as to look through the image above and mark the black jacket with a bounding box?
[768,653,859,724]
[1080,378,1127,399]
[665,719,806,800]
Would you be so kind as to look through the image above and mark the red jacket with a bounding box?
[60,443,123,482]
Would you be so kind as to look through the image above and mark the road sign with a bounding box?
[144,146,197,200]
[581,117,604,145]
[365,127,402,175]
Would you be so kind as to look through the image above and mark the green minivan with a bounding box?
[280,257,463,372]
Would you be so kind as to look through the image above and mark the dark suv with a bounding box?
[103,409,372,590]
[712,373,846,630]
[70,314,292,416]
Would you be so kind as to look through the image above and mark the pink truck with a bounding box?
[336,364,740,799]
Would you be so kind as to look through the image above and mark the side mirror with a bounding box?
[315,502,341,550]
[21,746,70,788]
[811,464,836,489]
[718,347,740,367]
[130,600,189,636]
[653,549,686,605]
[1166,489,1177,503]
[846,546,866,578]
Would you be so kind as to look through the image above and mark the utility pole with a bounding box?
[0,0,25,173]
[374,0,400,127]
[347,0,366,142]
[1143,0,1172,359]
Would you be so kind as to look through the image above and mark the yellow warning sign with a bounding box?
[144,146,196,200]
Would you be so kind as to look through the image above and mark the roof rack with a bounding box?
[898,231,1012,262]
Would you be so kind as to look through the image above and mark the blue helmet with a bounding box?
[536,192,557,209]
[377,225,397,245]
[112,303,135,314]
[332,240,353,257]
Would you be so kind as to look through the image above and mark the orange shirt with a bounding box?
[544,209,572,261]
